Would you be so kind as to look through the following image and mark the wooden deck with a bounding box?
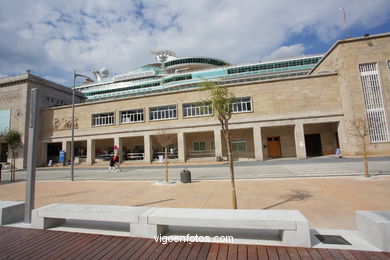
[0,226,389,259]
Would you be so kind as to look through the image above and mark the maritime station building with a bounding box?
[1,33,390,168]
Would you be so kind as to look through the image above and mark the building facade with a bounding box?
[1,33,389,168]
[0,73,85,168]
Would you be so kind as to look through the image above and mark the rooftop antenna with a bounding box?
[340,7,350,38]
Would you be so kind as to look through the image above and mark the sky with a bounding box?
[0,0,389,87]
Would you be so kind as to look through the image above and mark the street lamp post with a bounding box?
[71,71,93,181]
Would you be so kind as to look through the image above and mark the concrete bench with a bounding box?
[132,208,310,247]
[356,210,390,252]
[31,203,151,233]
[0,200,25,225]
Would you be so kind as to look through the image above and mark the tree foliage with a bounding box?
[4,129,22,181]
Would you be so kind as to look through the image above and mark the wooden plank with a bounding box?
[266,247,279,260]
[296,247,313,260]
[138,240,162,260]
[338,250,357,260]
[306,248,323,260]
[276,247,291,260]
[286,247,301,260]
[247,245,257,260]
[217,243,229,260]
[316,248,336,259]
[348,250,370,260]
[196,243,212,260]
[207,243,220,260]
[145,242,172,260]
[2,229,68,259]
[51,233,101,259]
[328,249,347,260]
[0,228,43,252]
[187,242,203,260]
[28,232,87,259]
[177,242,195,260]
[227,244,238,260]
[155,241,178,260]
[237,244,247,260]
[167,242,186,259]
[71,235,113,260]
[256,246,268,260]
[107,237,143,259]
[121,239,154,260]
[89,236,128,259]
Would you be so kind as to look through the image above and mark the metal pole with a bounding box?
[25,88,38,223]
[71,70,75,181]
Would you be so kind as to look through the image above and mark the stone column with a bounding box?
[294,122,307,159]
[253,125,264,160]
[62,141,70,162]
[214,128,223,161]
[86,139,95,165]
[114,136,122,162]
[40,142,48,166]
[177,131,186,162]
[144,134,152,163]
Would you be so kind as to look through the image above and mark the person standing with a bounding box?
[108,155,115,173]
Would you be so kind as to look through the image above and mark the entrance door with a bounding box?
[304,134,323,156]
[0,143,8,162]
[267,137,281,158]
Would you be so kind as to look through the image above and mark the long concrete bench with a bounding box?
[31,203,151,233]
[132,208,311,247]
[0,200,25,225]
[356,210,390,252]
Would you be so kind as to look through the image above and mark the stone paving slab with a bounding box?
[0,176,389,230]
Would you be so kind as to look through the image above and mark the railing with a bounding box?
[125,153,144,160]
[153,151,178,160]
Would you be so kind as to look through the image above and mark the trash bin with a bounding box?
[180,170,191,183]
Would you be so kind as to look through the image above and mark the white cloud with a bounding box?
[0,0,389,86]
[263,44,306,61]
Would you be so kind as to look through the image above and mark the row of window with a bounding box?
[227,57,321,74]
[85,81,161,96]
[164,57,228,68]
[92,97,252,126]
[192,139,247,152]
[46,97,64,106]
[163,74,192,84]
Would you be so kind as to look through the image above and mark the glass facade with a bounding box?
[165,57,228,68]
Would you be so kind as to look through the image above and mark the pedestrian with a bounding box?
[108,155,115,173]
[113,153,121,172]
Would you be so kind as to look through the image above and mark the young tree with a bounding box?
[200,81,238,209]
[348,116,374,178]
[4,129,22,181]
[154,130,176,183]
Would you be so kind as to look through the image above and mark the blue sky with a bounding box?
[0,0,389,86]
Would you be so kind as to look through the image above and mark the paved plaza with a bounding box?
[0,157,389,231]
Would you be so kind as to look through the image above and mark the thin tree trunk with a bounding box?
[164,147,168,182]
[225,130,237,209]
[12,152,15,182]
[363,140,369,177]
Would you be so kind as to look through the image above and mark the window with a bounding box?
[231,97,252,113]
[150,105,177,121]
[359,63,389,142]
[183,102,213,117]
[232,139,247,152]
[210,140,215,151]
[193,141,206,151]
[120,109,144,123]
[92,112,115,126]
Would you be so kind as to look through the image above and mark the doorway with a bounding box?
[0,143,8,162]
[267,137,281,158]
[304,134,323,156]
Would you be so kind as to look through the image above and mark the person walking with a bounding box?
[108,155,115,173]
[113,153,121,172]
